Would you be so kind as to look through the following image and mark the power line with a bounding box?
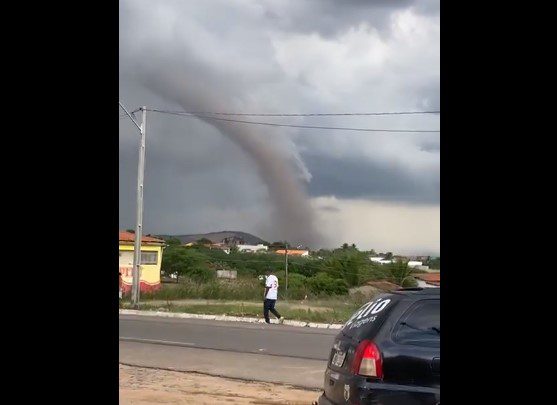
[146,109,440,117]
[147,109,440,133]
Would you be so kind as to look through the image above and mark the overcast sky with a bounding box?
[119,0,440,255]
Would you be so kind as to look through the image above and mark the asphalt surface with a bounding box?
[119,314,340,388]
[120,314,338,360]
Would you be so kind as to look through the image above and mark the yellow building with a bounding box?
[119,231,165,293]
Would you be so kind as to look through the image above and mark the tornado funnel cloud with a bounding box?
[141,75,323,247]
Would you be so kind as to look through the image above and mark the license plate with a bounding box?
[331,350,346,368]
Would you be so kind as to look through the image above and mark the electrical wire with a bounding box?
[147,109,440,117]
[147,108,440,133]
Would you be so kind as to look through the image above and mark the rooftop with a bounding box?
[119,231,165,245]
[414,273,440,286]
[275,249,308,255]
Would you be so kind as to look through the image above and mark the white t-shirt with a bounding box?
[265,275,279,300]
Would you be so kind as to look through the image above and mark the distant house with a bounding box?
[371,257,428,269]
[414,273,440,288]
[370,257,394,264]
[210,243,231,254]
[275,249,309,257]
[237,244,268,253]
[421,267,438,273]
[119,231,165,293]
[216,270,237,279]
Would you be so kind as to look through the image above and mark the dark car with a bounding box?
[318,288,440,405]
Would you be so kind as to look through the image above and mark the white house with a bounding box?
[370,257,394,264]
[407,261,423,268]
[237,244,268,253]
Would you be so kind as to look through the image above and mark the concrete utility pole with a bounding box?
[131,106,147,307]
[119,103,147,308]
[284,243,288,291]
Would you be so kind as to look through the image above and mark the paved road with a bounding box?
[120,314,338,360]
[119,314,340,389]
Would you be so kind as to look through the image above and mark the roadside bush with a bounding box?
[280,273,308,300]
[188,266,215,283]
[306,273,348,296]
[386,260,417,287]
[161,246,213,282]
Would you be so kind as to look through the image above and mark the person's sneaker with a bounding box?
[278,317,285,324]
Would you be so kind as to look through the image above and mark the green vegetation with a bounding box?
[161,245,214,283]
[122,300,362,323]
[426,256,440,270]
[142,278,263,301]
[125,240,427,322]
[120,239,432,322]
[387,260,418,288]
[152,241,423,302]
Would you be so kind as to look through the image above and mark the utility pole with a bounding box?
[131,106,147,308]
[120,102,147,308]
[284,242,288,291]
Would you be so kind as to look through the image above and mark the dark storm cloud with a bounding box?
[304,154,439,204]
[119,0,440,247]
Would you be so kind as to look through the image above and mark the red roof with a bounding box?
[119,231,165,244]
[275,249,308,255]
[414,273,440,285]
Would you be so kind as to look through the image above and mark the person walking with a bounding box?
[264,268,284,324]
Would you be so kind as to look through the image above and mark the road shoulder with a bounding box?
[120,341,327,390]
[120,363,320,405]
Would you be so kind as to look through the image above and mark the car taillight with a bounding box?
[351,340,383,379]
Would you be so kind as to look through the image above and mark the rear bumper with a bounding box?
[318,369,441,405]
[317,394,335,405]
[317,394,334,405]
[317,389,441,405]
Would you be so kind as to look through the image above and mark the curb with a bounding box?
[120,309,344,330]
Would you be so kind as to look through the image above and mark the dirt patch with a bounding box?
[120,364,320,404]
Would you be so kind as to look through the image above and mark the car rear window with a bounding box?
[341,294,399,340]
[393,299,440,348]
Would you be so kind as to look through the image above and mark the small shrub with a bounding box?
[306,273,348,296]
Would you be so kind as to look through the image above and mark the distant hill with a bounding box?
[156,231,267,245]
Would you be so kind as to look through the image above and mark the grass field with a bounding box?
[121,298,362,323]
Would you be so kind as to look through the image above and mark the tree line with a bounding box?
[158,238,435,298]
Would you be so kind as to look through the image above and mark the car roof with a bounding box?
[390,287,440,297]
